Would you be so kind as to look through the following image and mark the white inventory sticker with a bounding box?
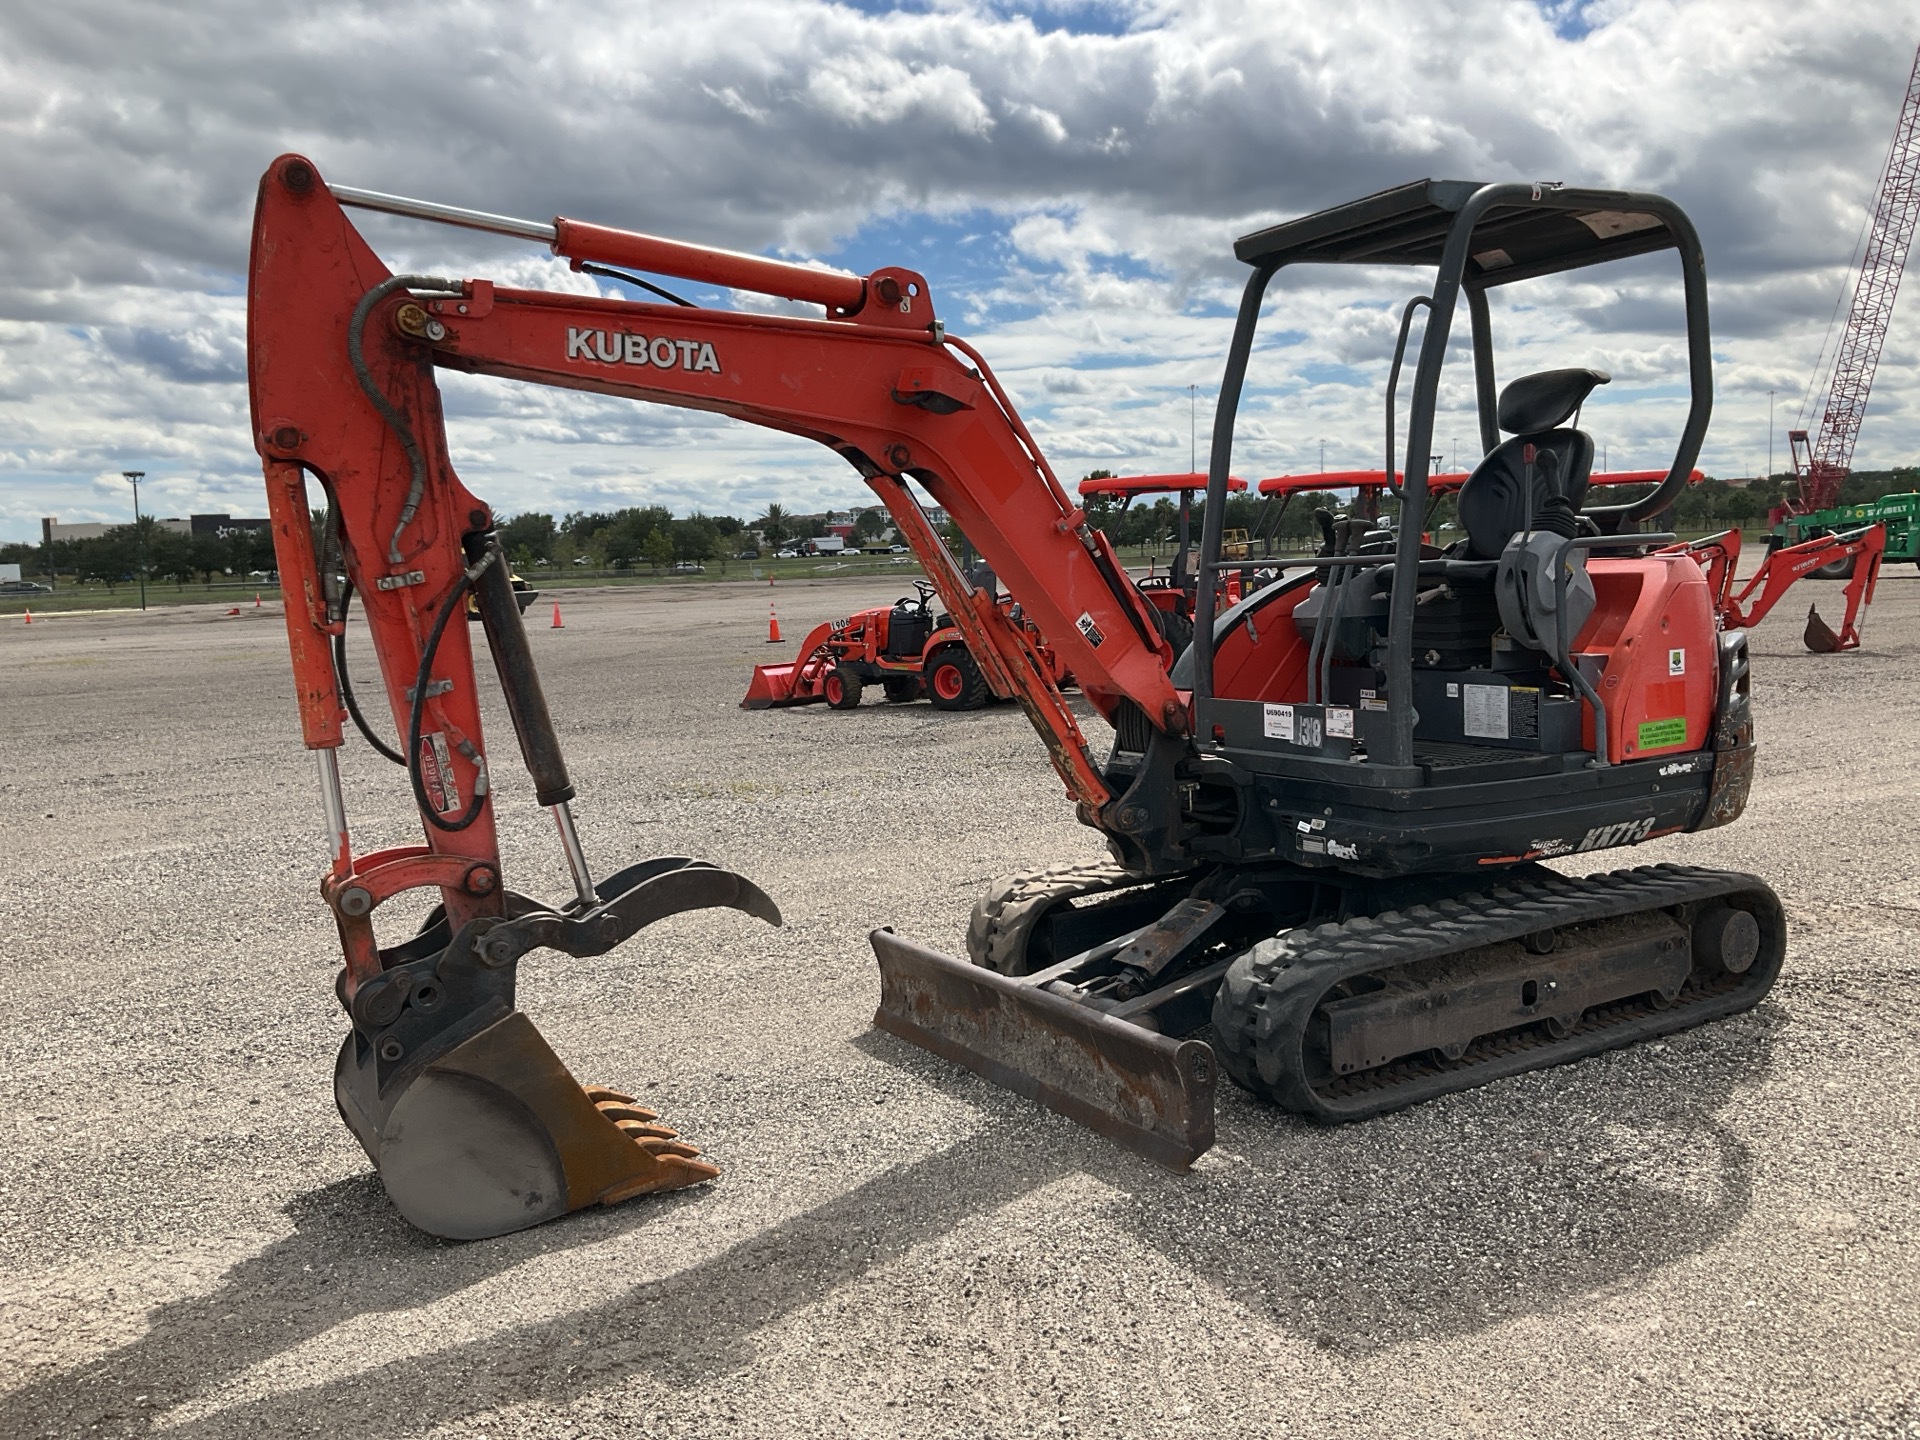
[1463,683,1509,740]
[1326,706,1354,739]
[1263,703,1295,741]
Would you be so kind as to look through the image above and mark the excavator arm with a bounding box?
[252,156,1181,815]
[247,155,1188,1236]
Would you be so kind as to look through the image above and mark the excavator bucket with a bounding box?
[741,622,833,708]
[869,928,1217,1170]
[334,858,782,1240]
[335,1013,720,1240]
[1803,602,1846,654]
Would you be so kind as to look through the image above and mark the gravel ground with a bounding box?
[1,570,1916,1439]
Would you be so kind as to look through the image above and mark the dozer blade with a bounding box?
[336,1011,717,1241]
[870,928,1216,1170]
[1803,602,1846,654]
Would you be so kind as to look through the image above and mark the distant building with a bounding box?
[44,518,116,542]
[41,512,267,542]
[189,513,272,538]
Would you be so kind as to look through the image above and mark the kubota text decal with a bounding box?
[566,328,721,373]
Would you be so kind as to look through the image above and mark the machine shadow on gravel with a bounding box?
[0,1170,715,1439]
[859,1007,1782,1356]
[3,1005,1777,1438]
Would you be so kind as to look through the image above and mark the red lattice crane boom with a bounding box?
[1789,43,1920,514]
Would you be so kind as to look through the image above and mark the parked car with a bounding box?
[889,544,908,553]
[0,580,52,594]
[775,549,798,558]
[573,556,592,566]
[672,561,706,573]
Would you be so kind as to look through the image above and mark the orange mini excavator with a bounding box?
[249,161,1785,1237]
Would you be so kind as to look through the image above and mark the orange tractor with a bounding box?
[743,579,1064,711]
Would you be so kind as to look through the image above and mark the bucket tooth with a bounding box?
[336,1010,717,1241]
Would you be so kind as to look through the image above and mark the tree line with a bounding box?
[0,521,278,590]
[12,465,1913,586]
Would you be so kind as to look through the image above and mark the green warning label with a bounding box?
[1638,716,1687,749]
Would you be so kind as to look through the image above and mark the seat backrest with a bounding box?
[1454,367,1609,561]
[1456,429,1595,560]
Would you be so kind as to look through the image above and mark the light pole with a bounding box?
[1319,437,1326,472]
[1189,383,1197,473]
[122,471,147,611]
[1768,388,1776,481]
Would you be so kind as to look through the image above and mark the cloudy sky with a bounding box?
[1,0,1916,541]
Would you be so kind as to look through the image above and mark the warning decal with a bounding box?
[1463,683,1509,740]
[418,731,459,813]
[1668,647,1686,676]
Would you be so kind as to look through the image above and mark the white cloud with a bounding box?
[0,0,1916,540]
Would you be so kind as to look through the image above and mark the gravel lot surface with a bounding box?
[1,571,1916,1439]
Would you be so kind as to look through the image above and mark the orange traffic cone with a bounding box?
[767,603,783,644]
[225,606,242,617]
[22,608,31,624]
[254,592,262,608]
[551,601,564,629]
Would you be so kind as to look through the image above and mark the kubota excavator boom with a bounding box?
[251,161,1784,1234]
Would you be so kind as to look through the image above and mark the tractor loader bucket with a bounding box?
[869,928,1217,1170]
[742,622,833,708]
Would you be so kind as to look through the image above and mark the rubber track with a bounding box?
[1210,863,1785,1122]
[966,861,1138,974]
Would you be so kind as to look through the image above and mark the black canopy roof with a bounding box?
[1233,180,1683,286]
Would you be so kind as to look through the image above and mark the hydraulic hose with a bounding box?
[405,552,496,833]
[347,274,463,564]
[331,577,406,766]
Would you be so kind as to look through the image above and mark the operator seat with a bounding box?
[1455,368,1609,560]
[1456,367,1610,657]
